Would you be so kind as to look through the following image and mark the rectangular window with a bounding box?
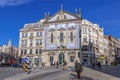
[36,39,42,45]
[83,28,87,34]
[64,15,67,19]
[60,32,63,42]
[70,56,75,62]
[51,34,53,43]
[30,49,32,54]
[22,33,28,38]
[40,32,42,37]
[25,33,28,37]
[70,32,73,41]
[36,32,39,37]
[25,40,27,46]
[39,49,42,54]
[36,49,38,54]
[22,33,24,38]
[36,32,42,37]
[34,58,39,64]
[21,49,23,55]
[21,40,27,46]
[40,39,42,45]
[50,56,54,62]
[30,40,32,46]
[36,39,38,45]
[24,49,27,54]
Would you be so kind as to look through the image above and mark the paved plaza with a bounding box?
[0,65,120,80]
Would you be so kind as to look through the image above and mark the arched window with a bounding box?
[83,36,87,43]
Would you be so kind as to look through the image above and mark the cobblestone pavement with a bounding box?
[2,65,120,80]
[0,67,24,80]
[37,65,120,80]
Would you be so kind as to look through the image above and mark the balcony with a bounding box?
[57,45,66,50]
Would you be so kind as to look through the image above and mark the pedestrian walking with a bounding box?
[97,61,102,70]
[92,62,95,69]
[105,60,108,66]
[63,60,67,70]
[50,62,53,67]
[56,61,59,68]
[75,60,83,79]
[41,62,44,69]
[53,61,55,67]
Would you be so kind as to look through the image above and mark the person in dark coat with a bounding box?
[75,60,83,79]
[97,61,102,70]
[56,61,59,68]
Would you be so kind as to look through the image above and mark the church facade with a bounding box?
[19,8,104,67]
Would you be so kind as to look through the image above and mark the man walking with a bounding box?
[75,60,83,79]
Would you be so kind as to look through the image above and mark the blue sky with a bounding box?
[0,0,120,47]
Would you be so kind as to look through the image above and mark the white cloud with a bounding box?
[0,0,33,7]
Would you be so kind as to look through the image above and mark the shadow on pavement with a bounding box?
[70,73,93,80]
[86,65,120,78]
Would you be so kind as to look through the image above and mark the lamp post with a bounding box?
[79,24,82,63]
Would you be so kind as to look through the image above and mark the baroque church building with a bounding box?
[19,7,104,67]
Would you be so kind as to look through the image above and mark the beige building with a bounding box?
[19,20,45,67]
[103,37,109,64]
[80,19,104,66]
[105,36,120,63]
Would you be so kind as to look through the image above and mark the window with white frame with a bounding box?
[39,49,42,54]
[36,39,42,45]
[24,49,27,54]
[70,56,75,62]
[21,40,27,46]
[30,39,33,46]
[36,32,42,37]
[21,49,23,55]
[22,33,28,38]
[83,36,87,43]
[30,49,32,54]
[36,49,38,54]
[83,27,87,34]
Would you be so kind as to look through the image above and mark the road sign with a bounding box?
[23,58,28,63]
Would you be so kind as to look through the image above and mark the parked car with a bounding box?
[0,63,11,67]
[11,63,22,68]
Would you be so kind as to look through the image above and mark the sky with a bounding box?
[0,0,120,47]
